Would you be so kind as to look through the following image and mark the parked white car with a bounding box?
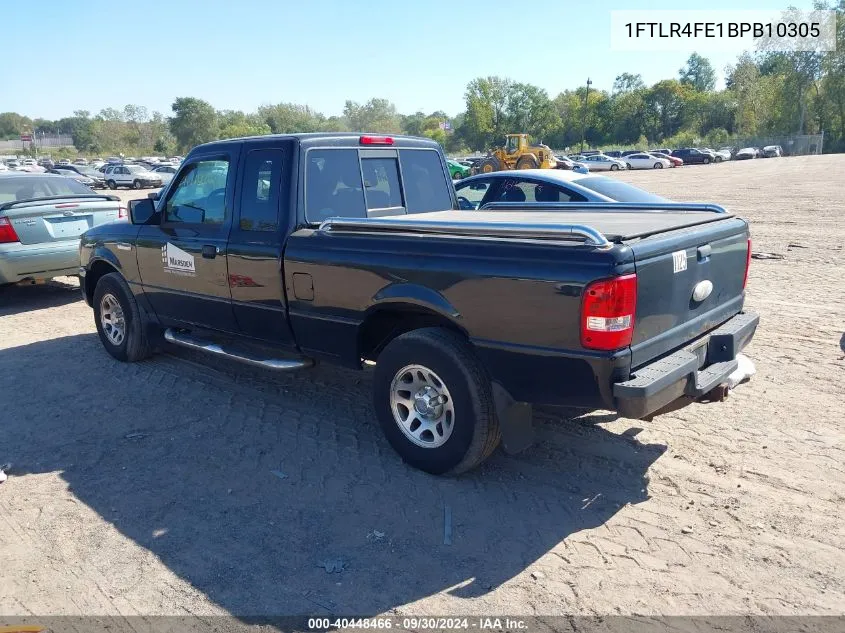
[736,147,759,160]
[579,154,627,171]
[706,147,732,162]
[624,153,671,170]
[103,164,163,189]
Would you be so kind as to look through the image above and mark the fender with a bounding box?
[371,282,461,320]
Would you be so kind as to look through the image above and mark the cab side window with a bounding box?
[239,149,283,232]
[164,159,229,225]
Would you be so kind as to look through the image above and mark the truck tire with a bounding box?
[373,327,500,475]
[107,180,117,190]
[93,272,152,363]
[478,156,502,174]
[515,155,539,169]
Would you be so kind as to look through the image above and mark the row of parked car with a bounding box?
[451,144,784,178]
[0,155,183,190]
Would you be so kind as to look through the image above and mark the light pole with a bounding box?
[580,77,592,154]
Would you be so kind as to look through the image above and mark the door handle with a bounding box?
[201,245,218,259]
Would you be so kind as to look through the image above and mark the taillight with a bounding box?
[118,205,128,219]
[360,135,394,145]
[742,237,751,289]
[0,217,20,244]
[581,273,637,351]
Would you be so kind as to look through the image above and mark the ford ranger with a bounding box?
[79,133,758,475]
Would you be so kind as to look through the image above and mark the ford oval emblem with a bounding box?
[692,280,713,302]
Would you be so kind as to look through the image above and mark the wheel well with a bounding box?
[358,306,466,361]
[85,260,119,304]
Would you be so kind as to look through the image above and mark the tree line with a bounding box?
[2,3,842,156]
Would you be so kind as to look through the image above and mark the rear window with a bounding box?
[0,176,94,202]
[398,149,453,214]
[362,157,402,210]
[573,176,667,203]
[305,149,366,222]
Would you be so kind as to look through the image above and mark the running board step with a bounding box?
[163,328,313,371]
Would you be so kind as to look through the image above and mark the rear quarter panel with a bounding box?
[283,229,634,406]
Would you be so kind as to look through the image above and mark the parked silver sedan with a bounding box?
[0,173,127,285]
[454,169,668,210]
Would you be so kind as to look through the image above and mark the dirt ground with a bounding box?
[1,155,843,619]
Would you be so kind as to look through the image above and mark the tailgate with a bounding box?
[629,216,750,368]
[2,199,123,245]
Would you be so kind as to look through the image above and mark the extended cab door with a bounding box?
[135,150,239,332]
[226,140,296,345]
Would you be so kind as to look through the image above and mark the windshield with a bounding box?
[574,176,668,203]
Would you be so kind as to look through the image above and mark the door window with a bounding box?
[455,180,489,209]
[164,158,230,224]
[239,149,283,231]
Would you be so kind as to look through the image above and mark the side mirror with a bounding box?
[128,198,156,225]
[148,190,160,201]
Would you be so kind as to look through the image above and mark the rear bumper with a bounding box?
[0,241,80,283]
[613,311,759,419]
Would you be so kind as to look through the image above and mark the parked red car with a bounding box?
[650,152,683,167]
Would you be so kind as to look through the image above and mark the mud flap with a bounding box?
[492,382,534,454]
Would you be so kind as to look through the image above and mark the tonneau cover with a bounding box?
[385,210,733,242]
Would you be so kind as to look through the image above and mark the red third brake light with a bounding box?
[743,237,752,289]
[359,135,394,145]
[0,217,20,244]
[581,273,638,351]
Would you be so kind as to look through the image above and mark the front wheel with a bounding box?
[703,157,711,165]
[610,164,619,171]
[373,328,500,475]
[107,180,117,190]
[654,162,663,169]
[93,272,152,362]
[132,179,142,189]
[626,163,633,170]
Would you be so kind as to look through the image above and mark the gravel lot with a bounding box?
[1,155,843,618]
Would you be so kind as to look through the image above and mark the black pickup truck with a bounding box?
[79,133,758,474]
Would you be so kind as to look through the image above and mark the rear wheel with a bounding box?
[107,180,117,189]
[93,273,152,363]
[626,163,633,170]
[515,154,539,170]
[479,156,502,174]
[373,328,500,475]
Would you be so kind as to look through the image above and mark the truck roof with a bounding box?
[194,133,441,152]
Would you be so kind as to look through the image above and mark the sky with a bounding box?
[0,0,820,121]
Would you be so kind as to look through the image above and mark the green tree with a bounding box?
[463,76,512,150]
[679,53,716,92]
[0,112,33,139]
[258,103,326,133]
[169,97,219,152]
[505,83,560,143]
[218,110,271,139]
[612,73,645,94]
[343,98,402,133]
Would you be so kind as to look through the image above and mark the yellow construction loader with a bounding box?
[476,134,558,173]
